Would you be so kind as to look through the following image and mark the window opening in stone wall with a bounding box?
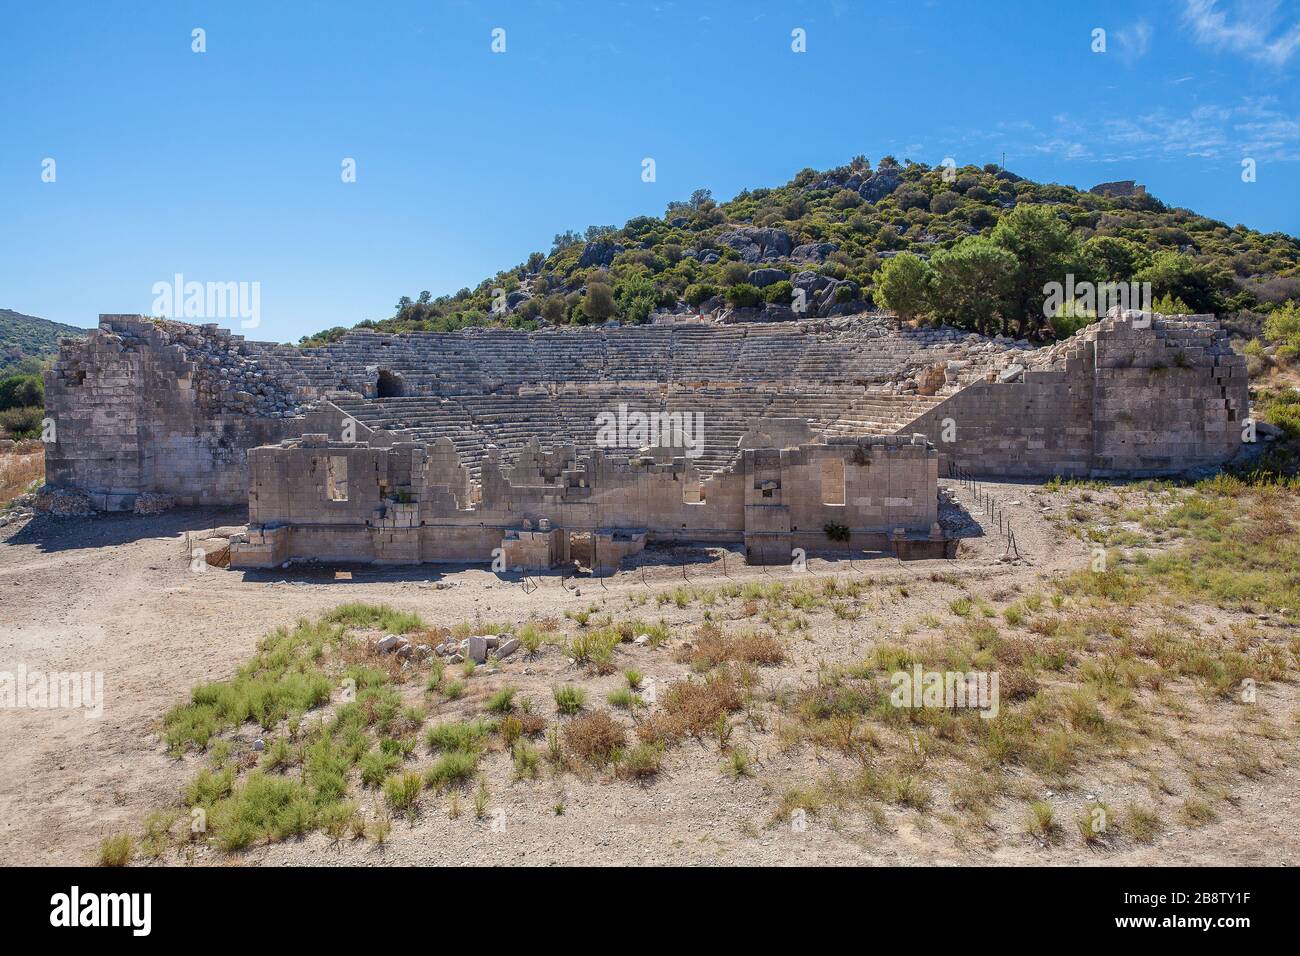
[327,456,349,501]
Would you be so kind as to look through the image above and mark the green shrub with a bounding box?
[359,748,401,787]
[382,771,423,812]
[621,742,664,778]
[824,522,850,543]
[0,406,42,439]
[1263,300,1300,348]
[486,686,517,714]
[724,283,762,309]
[763,280,794,304]
[607,687,643,710]
[97,834,134,867]
[1261,390,1300,439]
[553,684,587,715]
[512,740,540,779]
[426,750,480,789]
[208,773,317,849]
[684,283,718,307]
[425,719,491,753]
[0,374,42,411]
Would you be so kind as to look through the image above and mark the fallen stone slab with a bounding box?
[465,635,489,664]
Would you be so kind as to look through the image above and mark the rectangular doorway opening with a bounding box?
[327,456,349,501]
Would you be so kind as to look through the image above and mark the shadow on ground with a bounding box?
[3,506,249,553]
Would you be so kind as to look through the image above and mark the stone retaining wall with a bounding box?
[231,431,939,568]
[44,311,1250,512]
[905,312,1249,477]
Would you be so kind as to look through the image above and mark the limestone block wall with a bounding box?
[904,314,1248,478]
[248,438,391,527]
[232,434,940,568]
[52,311,1247,516]
[904,374,1092,478]
[43,326,148,511]
[779,437,938,534]
[1089,317,1246,473]
[46,315,305,509]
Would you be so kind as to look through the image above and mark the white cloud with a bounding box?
[966,98,1300,164]
[1115,20,1152,61]
[1182,0,1300,66]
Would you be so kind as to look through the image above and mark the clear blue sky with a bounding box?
[2,0,1298,343]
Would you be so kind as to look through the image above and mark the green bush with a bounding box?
[872,253,932,322]
[1261,390,1300,439]
[0,375,42,411]
[359,748,401,787]
[684,283,718,307]
[725,283,762,309]
[1049,301,1095,340]
[426,719,491,753]
[1264,301,1300,348]
[763,280,794,304]
[425,750,479,788]
[584,282,616,321]
[0,406,42,439]
[382,771,423,811]
[553,684,587,715]
[208,773,317,849]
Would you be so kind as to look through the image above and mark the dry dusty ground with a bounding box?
[0,477,1296,867]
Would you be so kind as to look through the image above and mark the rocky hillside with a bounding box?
[0,309,86,376]
[300,157,1300,345]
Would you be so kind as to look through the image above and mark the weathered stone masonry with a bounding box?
[45,313,1012,510]
[906,313,1249,478]
[43,316,310,510]
[44,310,1249,557]
[229,429,942,569]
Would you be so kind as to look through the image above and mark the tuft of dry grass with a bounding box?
[562,711,626,767]
[97,833,134,867]
[638,670,745,746]
[676,624,786,671]
[1125,804,1160,843]
[1027,800,1057,841]
[0,449,43,509]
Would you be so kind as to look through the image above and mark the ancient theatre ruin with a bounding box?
[41,310,1249,569]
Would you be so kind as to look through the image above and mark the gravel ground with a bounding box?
[1,482,1295,866]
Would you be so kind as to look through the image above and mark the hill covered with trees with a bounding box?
[300,157,1300,347]
[0,309,85,377]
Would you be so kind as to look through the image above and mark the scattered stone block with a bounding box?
[465,635,489,664]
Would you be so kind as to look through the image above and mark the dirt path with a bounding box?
[0,483,1293,866]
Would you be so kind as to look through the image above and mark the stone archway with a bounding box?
[376,368,406,398]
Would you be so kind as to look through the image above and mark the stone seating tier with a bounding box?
[214,316,1025,399]
[327,386,945,481]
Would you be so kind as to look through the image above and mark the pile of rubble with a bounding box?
[373,633,433,661]
[372,631,520,665]
[159,321,307,420]
[435,633,520,664]
[0,504,35,528]
[31,486,95,516]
